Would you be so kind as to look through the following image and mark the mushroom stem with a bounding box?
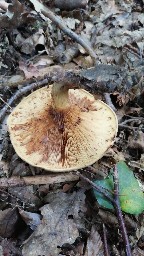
[51,82,70,110]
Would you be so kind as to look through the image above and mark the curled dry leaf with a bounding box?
[20,29,46,55]
[19,209,41,231]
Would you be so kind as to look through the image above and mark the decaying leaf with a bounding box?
[0,0,31,30]
[132,246,144,256]
[19,209,41,231]
[128,131,144,153]
[54,0,88,10]
[0,238,22,256]
[8,186,42,211]
[84,225,104,256]
[0,208,19,238]
[22,190,87,256]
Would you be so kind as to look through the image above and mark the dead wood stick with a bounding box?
[103,224,110,256]
[79,170,132,256]
[78,173,115,204]
[29,0,97,64]
[0,173,79,188]
[113,166,132,256]
[0,78,49,122]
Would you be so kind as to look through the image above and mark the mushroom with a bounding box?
[7,83,118,172]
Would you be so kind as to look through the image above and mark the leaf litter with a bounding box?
[0,0,144,255]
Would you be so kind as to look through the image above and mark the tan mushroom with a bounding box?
[7,83,118,172]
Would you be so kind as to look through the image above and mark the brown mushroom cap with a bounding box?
[7,85,118,172]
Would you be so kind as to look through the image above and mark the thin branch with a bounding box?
[79,169,132,256]
[78,173,115,204]
[119,124,144,131]
[113,166,132,256]
[120,118,144,125]
[103,224,110,256]
[29,0,97,64]
[0,78,49,122]
[0,173,79,188]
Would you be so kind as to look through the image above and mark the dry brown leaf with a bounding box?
[19,209,41,230]
[0,0,30,30]
[0,238,22,256]
[0,208,19,238]
[19,62,40,79]
[128,131,144,152]
[8,186,41,211]
[84,225,104,256]
[20,29,45,55]
[22,190,87,256]
[132,246,144,256]
[99,0,120,18]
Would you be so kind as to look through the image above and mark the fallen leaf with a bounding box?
[19,209,41,231]
[19,62,40,79]
[8,186,42,211]
[22,190,87,256]
[84,225,104,256]
[0,208,19,238]
[132,246,144,256]
[94,161,144,214]
[128,131,144,152]
[0,0,31,30]
[0,238,22,256]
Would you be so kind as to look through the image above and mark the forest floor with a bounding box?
[0,0,144,255]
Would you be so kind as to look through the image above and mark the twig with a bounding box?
[78,173,115,204]
[0,173,79,188]
[103,224,110,256]
[119,124,144,131]
[113,166,132,256]
[124,44,144,59]
[79,169,132,256]
[120,118,144,125]
[29,0,97,64]
[0,96,12,109]
[0,78,49,122]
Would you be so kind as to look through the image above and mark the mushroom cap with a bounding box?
[7,86,118,172]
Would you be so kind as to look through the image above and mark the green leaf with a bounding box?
[93,161,144,214]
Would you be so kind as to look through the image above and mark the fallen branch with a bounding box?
[119,124,144,131]
[103,224,110,256]
[29,0,97,64]
[0,173,79,188]
[0,78,49,122]
[113,166,132,256]
[78,173,115,204]
[79,169,132,256]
